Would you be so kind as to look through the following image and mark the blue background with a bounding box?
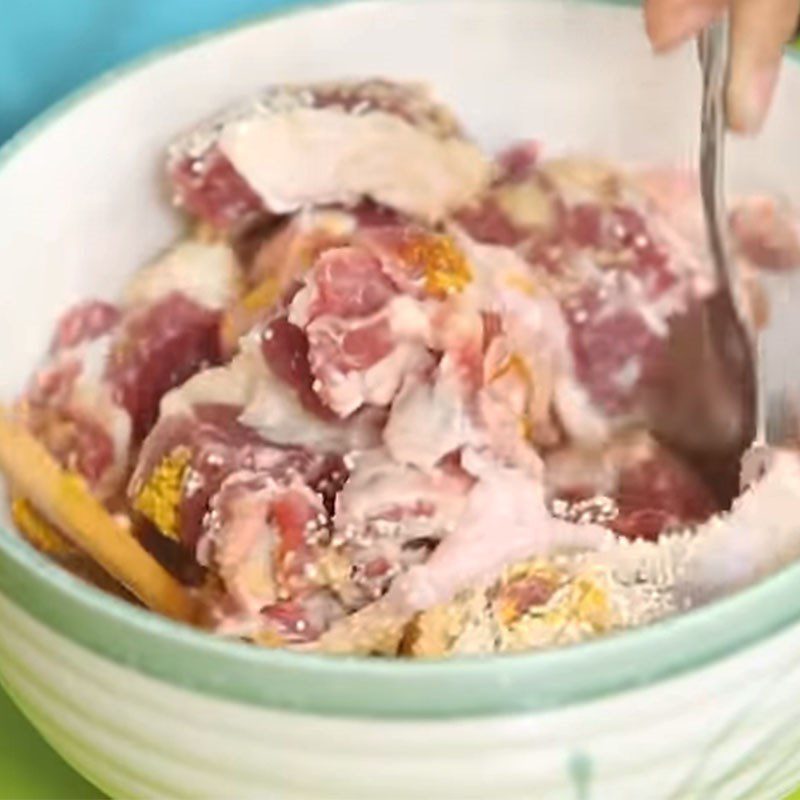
[0,0,308,145]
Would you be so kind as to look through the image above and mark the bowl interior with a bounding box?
[0,0,799,718]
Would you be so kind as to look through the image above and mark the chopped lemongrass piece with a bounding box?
[11,496,76,558]
[0,406,197,623]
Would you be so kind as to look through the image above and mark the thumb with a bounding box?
[726,0,800,133]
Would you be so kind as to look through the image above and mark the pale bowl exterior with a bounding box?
[4,597,800,798]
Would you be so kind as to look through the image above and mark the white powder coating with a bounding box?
[160,333,382,454]
[568,449,800,622]
[384,357,476,471]
[218,108,491,224]
[154,91,800,653]
[454,229,616,448]
[677,450,800,603]
[392,450,800,654]
[386,448,609,614]
[124,240,241,311]
[334,448,468,536]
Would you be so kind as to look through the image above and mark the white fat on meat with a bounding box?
[241,369,383,452]
[383,448,608,614]
[37,333,133,489]
[160,334,381,453]
[380,293,484,470]
[218,107,490,224]
[387,294,433,343]
[69,381,132,486]
[335,448,469,537]
[158,331,266,415]
[202,473,323,619]
[552,380,612,446]
[454,229,613,446]
[676,449,800,604]
[562,448,800,620]
[309,320,432,418]
[124,240,241,311]
[384,354,476,471]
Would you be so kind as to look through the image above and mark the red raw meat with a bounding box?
[456,198,531,248]
[350,201,403,229]
[105,292,222,441]
[460,153,700,429]
[24,403,115,488]
[282,225,476,417]
[308,316,394,376]
[547,433,718,541]
[221,207,408,353]
[169,145,266,233]
[456,166,564,255]
[611,448,719,539]
[205,470,345,639]
[563,287,663,416]
[495,141,541,184]
[287,236,433,417]
[131,404,345,549]
[25,343,120,495]
[562,202,682,418]
[259,317,337,421]
[566,203,603,248]
[51,300,120,352]
[595,205,674,296]
[306,247,396,319]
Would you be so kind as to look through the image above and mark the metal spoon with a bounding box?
[697,15,762,441]
[644,17,760,501]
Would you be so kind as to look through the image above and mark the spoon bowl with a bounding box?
[645,18,760,502]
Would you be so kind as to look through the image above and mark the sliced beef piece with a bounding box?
[129,404,345,551]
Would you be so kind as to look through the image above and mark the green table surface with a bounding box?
[0,687,102,799]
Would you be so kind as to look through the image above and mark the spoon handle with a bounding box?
[698,19,737,305]
[698,19,766,446]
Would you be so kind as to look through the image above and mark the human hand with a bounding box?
[645,0,800,133]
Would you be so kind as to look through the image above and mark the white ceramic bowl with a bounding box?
[1,2,800,798]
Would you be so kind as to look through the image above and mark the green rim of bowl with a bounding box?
[0,0,799,720]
